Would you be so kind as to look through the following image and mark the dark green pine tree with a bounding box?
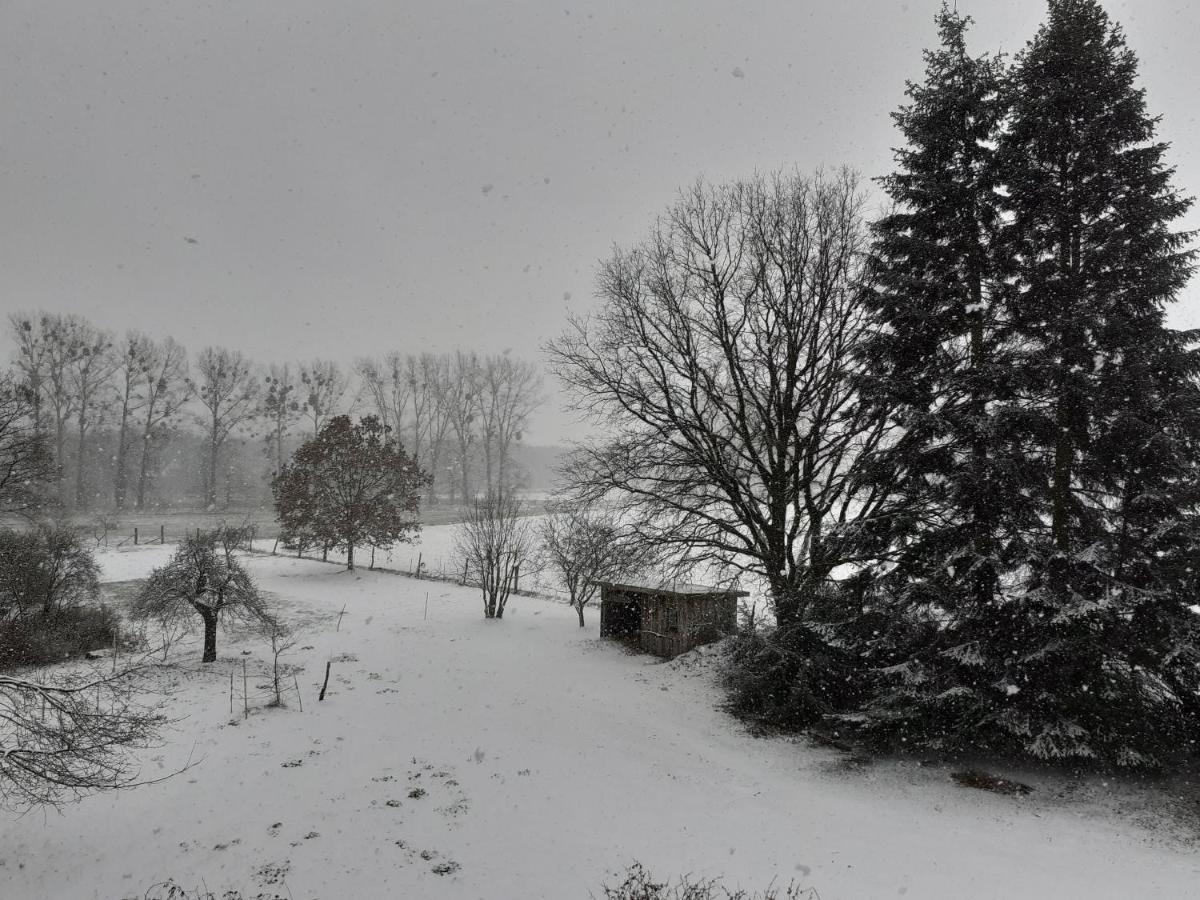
[856,7,1036,747]
[985,0,1200,765]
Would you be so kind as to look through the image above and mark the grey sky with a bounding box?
[2,1,1197,442]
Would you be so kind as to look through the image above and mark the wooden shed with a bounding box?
[595,580,748,659]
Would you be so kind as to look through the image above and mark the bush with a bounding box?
[600,862,814,900]
[722,621,867,733]
[0,603,119,669]
[0,524,100,619]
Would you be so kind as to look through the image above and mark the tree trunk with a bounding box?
[114,393,131,510]
[74,408,88,509]
[136,399,157,510]
[576,603,586,627]
[200,608,218,663]
[346,542,355,571]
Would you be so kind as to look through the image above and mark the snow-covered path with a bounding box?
[2,547,1197,899]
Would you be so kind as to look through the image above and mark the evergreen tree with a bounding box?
[857,7,1037,746]
[858,0,1200,767]
[986,0,1200,765]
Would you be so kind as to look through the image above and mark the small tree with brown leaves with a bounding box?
[272,415,426,571]
[133,532,273,663]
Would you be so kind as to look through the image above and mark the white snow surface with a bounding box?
[3,535,1199,899]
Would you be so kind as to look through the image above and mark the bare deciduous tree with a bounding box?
[475,354,542,494]
[112,333,156,510]
[192,347,259,508]
[262,363,301,477]
[133,530,273,663]
[9,313,113,507]
[445,351,481,504]
[539,502,656,626]
[354,352,412,439]
[0,667,166,810]
[547,169,891,628]
[0,373,54,515]
[299,359,347,437]
[133,337,191,510]
[66,322,117,509]
[456,491,537,619]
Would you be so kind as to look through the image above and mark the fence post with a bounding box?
[134,527,138,546]
[160,524,165,544]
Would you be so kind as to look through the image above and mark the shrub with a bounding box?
[0,524,110,669]
[0,603,119,669]
[722,622,866,732]
[0,524,100,619]
[600,862,814,900]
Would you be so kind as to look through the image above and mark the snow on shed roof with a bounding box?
[593,580,749,599]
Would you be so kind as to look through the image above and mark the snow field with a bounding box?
[1,530,1197,899]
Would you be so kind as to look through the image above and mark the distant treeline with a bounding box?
[6,311,551,512]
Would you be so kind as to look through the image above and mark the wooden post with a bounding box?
[230,672,234,715]
[160,524,165,544]
[242,659,249,719]
[133,527,139,546]
[424,592,429,621]
[319,661,332,702]
[336,604,347,632]
[417,552,423,579]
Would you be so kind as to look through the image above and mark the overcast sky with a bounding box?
[2,1,1197,442]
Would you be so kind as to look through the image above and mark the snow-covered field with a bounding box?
[3,533,1199,899]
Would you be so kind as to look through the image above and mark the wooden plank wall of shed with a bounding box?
[639,594,738,657]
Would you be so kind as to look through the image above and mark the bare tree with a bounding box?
[0,667,166,810]
[539,502,656,626]
[547,169,891,628]
[192,347,259,508]
[112,333,155,510]
[264,619,297,708]
[8,313,48,435]
[0,373,54,515]
[421,355,454,505]
[475,354,542,494]
[66,322,117,509]
[9,313,111,506]
[299,359,347,437]
[132,530,274,663]
[134,338,191,510]
[445,350,481,504]
[354,352,412,438]
[262,363,301,477]
[455,491,537,619]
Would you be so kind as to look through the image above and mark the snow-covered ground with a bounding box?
[3,537,1199,899]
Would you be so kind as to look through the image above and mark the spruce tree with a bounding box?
[988,0,1200,765]
[857,7,1034,746]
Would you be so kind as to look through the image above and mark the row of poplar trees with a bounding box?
[848,0,1200,766]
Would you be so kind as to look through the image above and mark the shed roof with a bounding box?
[594,580,749,599]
